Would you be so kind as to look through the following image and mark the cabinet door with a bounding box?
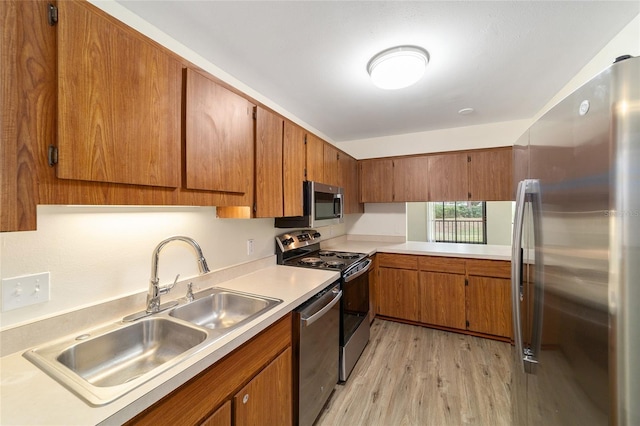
[393,156,429,202]
[359,159,394,203]
[306,133,324,183]
[466,276,512,338]
[419,271,466,329]
[234,348,292,426]
[57,0,181,188]
[468,147,513,201]
[323,143,340,186]
[427,153,468,201]
[255,107,284,217]
[341,154,363,214]
[201,401,231,426]
[185,68,254,194]
[377,267,420,321]
[283,121,306,217]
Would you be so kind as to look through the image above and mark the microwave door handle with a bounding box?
[334,193,343,217]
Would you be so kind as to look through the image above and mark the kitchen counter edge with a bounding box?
[322,239,512,261]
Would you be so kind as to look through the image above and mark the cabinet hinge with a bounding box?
[47,145,58,166]
[304,168,307,179]
[465,278,468,286]
[466,320,470,328]
[47,4,58,26]
[467,155,471,163]
[253,203,257,213]
[468,192,472,200]
[252,107,257,119]
[337,152,340,160]
[304,135,307,145]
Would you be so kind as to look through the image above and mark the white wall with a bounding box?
[0,207,268,327]
[532,14,640,122]
[0,206,345,329]
[406,203,428,241]
[335,119,530,160]
[486,202,514,246]
[346,203,407,237]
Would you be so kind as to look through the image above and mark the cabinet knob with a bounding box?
[242,394,249,404]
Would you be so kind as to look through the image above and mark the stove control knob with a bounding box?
[312,232,321,238]
[283,238,294,246]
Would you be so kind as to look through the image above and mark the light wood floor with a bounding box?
[316,319,512,426]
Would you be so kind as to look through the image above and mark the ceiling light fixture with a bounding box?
[367,45,429,90]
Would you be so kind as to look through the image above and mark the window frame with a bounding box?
[432,201,487,244]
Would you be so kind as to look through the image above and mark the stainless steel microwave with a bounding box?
[275,181,344,228]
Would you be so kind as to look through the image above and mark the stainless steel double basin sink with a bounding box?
[23,288,282,406]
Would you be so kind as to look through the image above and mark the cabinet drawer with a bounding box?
[418,256,465,274]
[378,253,418,270]
[466,259,511,279]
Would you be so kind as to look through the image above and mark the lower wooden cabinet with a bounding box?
[377,267,420,322]
[419,271,466,329]
[234,348,292,426]
[201,401,231,426]
[465,258,512,338]
[126,314,292,426]
[375,253,512,340]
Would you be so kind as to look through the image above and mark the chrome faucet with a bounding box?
[146,236,210,314]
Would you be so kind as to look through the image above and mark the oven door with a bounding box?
[340,258,371,381]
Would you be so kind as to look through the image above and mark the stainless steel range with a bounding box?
[276,230,371,382]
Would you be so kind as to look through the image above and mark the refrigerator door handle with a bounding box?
[528,179,544,373]
[511,179,542,374]
[511,180,528,374]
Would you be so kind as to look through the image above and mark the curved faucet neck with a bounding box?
[147,236,210,314]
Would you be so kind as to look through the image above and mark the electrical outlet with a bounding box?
[247,239,255,255]
[2,272,50,312]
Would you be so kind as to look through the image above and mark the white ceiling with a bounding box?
[115,1,638,143]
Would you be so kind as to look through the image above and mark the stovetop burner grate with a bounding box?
[299,257,324,266]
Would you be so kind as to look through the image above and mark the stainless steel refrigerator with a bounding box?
[511,55,639,425]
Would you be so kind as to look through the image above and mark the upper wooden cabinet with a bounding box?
[358,147,514,203]
[359,159,394,203]
[323,143,341,186]
[341,154,364,214]
[393,156,430,202]
[427,153,469,201]
[185,68,255,195]
[56,0,182,188]
[468,147,513,201]
[283,121,306,217]
[255,107,284,217]
[305,133,324,183]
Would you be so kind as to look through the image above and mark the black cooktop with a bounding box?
[283,249,366,272]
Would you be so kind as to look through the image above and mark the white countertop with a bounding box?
[323,238,512,261]
[0,265,339,426]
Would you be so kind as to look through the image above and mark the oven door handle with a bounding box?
[343,258,372,283]
[302,289,342,327]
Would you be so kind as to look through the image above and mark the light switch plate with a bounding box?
[2,272,50,312]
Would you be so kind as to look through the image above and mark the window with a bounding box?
[432,201,487,244]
